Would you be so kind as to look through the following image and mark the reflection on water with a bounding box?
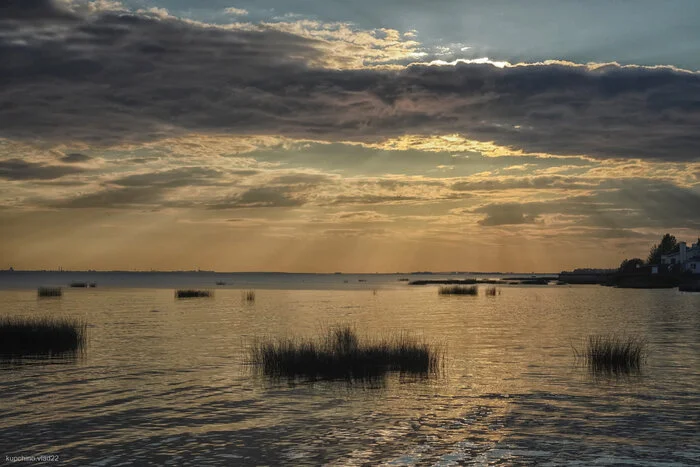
[0,285,698,465]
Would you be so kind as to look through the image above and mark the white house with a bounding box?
[660,241,700,274]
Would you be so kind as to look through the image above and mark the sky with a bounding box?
[1,0,700,272]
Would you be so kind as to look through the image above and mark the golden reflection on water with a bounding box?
[0,285,698,464]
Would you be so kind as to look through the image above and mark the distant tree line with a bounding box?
[619,233,683,272]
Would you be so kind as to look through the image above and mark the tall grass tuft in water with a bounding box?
[574,335,646,373]
[37,287,62,298]
[242,290,256,302]
[0,316,86,357]
[250,325,442,380]
[485,286,500,296]
[439,285,478,295]
[175,289,211,298]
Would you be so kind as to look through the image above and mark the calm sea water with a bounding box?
[0,273,698,465]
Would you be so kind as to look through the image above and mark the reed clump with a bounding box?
[175,289,211,298]
[250,326,442,380]
[0,316,86,357]
[485,286,500,296]
[242,290,256,302]
[574,335,646,373]
[38,287,62,297]
[438,285,478,295]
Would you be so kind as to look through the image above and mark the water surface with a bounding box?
[0,276,698,465]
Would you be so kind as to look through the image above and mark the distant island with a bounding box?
[559,233,700,290]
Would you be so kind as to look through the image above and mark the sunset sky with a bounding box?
[1,0,699,272]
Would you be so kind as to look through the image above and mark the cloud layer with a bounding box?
[2,2,700,271]
[1,2,700,161]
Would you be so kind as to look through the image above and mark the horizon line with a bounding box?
[0,268,608,275]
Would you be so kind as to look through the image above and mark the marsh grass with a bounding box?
[0,316,86,357]
[175,289,211,298]
[573,335,646,373]
[439,285,478,295]
[38,287,62,298]
[242,290,256,302]
[485,286,500,296]
[250,325,442,380]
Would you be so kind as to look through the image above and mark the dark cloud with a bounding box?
[0,158,84,180]
[268,173,333,186]
[112,167,223,188]
[0,0,77,20]
[337,211,382,219]
[1,7,700,161]
[327,194,424,205]
[53,186,167,208]
[60,153,93,163]
[473,179,700,229]
[207,187,304,209]
[451,176,595,191]
[476,204,540,226]
[48,166,242,208]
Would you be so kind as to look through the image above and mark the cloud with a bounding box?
[267,173,334,186]
[326,194,425,205]
[476,204,540,226]
[224,7,248,16]
[0,158,84,180]
[451,175,595,191]
[111,167,223,188]
[53,185,166,208]
[322,228,387,237]
[334,210,387,221]
[59,153,93,163]
[207,186,304,209]
[1,7,699,162]
[0,0,77,20]
[472,179,700,229]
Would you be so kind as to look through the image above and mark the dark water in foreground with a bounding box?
[0,274,698,465]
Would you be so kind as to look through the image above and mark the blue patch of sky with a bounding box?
[122,0,700,70]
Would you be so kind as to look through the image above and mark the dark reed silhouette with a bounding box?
[175,289,211,298]
[438,285,478,295]
[0,316,86,357]
[242,290,256,302]
[70,282,88,288]
[485,286,500,296]
[574,335,646,373]
[250,325,441,380]
[38,287,62,297]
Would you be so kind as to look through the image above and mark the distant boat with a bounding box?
[70,282,88,288]
[215,281,226,286]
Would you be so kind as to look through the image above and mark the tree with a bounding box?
[647,233,678,265]
[619,258,645,273]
